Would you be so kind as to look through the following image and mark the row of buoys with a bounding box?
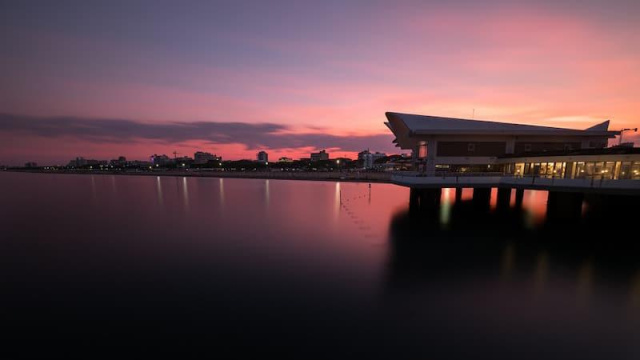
[340,184,375,239]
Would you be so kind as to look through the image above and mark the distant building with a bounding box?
[85,159,107,166]
[150,154,171,166]
[68,157,87,167]
[257,151,269,164]
[175,156,193,167]
[194,151,221,165]
[128,160,152,168]
[110,156,127,167]
[310,150,329,162]
[358,150,387,169]
[25,162,38,168]
[278,157,293,163]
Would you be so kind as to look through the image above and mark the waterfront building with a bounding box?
[498,148,640,180]
[257,151,269,164]
[194,151,221,165]
[278,157,293,163]
[385,112,621,175]
[310,150,329,162]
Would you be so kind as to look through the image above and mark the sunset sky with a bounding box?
[1,0,639,165]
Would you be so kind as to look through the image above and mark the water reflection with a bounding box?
[90,175,97,200]
[334,182,341,222]
[576,260,594,308]
[387,189,640,312]
[533,251,549,295]
[219,178,225,207]
[1,172,639,358]
[110,175,117,194]
[500,243,515,281]
[182,177,189,210]
[265,179,270,207]
[439,188,452,226]
[156,176,163,205]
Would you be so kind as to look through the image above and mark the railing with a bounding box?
[392,171,506,178]
[390,171,640,192]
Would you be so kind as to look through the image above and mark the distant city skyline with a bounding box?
[1,0,639,165]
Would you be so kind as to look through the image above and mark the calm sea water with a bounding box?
[1,172,639,358]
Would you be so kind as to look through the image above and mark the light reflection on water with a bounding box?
[0,172,638,359]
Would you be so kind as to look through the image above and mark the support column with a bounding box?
[564,162,574,179]
[547,191,584,221]
[419,188,442,209]
[497,187,511,211]
[426,139,437,176]
[455,187,463,202]
[409,188,420,212]
[514,188,525,209]
[472,188,491,212]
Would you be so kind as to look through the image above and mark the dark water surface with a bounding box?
[1,172,639,358]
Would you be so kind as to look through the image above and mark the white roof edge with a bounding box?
[386,112,620,136]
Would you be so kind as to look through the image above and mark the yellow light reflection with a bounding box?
[156,176,163,205]
[182,177,190,210]
[439,188,452,226]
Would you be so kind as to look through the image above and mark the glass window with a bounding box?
[418,142,427,158]
[539,163,547,176]
[585,162,595,179]
[614,162,621,179]
[603,162,615,180]
[545,162,554,176]
[594,162,604,180]
[620,162,632,179]
[632,162,640,180]
[574,162,585,179]
[532,163,540,176]
[554,162,564,178]
[515,163,525,176]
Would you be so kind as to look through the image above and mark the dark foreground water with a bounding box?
[1,172,639,358]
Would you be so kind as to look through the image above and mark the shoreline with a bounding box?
[2,169,392,184]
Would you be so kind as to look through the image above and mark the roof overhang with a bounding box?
[385,112,620,149]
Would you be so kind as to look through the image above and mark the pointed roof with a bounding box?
[386,112,618,134]
[385,112,620,148]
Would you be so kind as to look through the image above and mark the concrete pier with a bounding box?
[497,188,511,211]
[410,188,442,213]
[514,188,525,209]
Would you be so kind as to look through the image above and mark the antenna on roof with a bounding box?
[472,108,475,119]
